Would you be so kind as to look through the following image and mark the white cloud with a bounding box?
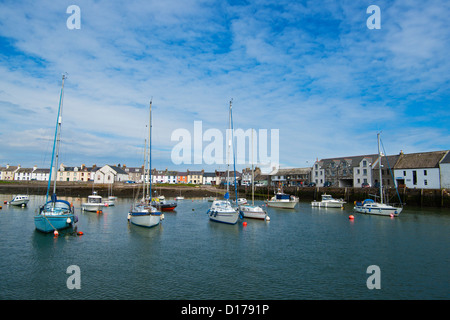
[0,0,449,171]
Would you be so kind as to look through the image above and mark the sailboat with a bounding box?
[239,129,270,221]
[354,133,403,217]
[128,100,162,228]
[207,100,239,225]
[34,74,77,233]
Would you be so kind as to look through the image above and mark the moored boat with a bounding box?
[208,199,239,224]
[354,199,402,216]
[266,192,298,209]
[152,199,177,211]
[354,133,403,217]
[207,100,239,225]
[34,74,78,233]
[239,204,268,220]
[311,194,345,208]
[9,195,30,206]
[239,127,270,221]
[81,191,104,212]
[128,100,162,228]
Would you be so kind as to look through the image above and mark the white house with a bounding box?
[32,168,50,181]
[14,166,37,181]
[151,170,168,184]
[166,171,178,184]
[203,172,216,185]
[94,165,129,184]
[439,152,450,189]
[393,151,447,189]
[353,156,375,187]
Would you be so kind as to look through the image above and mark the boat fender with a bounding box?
[214,212,217,217]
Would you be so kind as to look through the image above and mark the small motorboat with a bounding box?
[9,195,30,206]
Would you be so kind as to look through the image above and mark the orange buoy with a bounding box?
[77,231,84,236]
[349,215,354,220]
[53,230,59,237]
[243,222,247,226]
[0,206,2,210]
[3,201,7,204]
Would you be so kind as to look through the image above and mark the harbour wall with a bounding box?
[246,186,450,208]
[1,181,449,208]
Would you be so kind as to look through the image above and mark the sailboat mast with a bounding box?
[251,128,254,206]
[230,100,238,204]
[227,100,231,195]
[46,74,66,202]
[377,133,383,204]
[148,100,152,203]
[142,137,147,202]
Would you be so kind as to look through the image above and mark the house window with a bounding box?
[363,169,367,176]
[424,180,428,186]
[403,171,406,176]
[362,160,367,167]
[424,170,427,176]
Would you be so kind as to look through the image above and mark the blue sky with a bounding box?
[0,0,449,173]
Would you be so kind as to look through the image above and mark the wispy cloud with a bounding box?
[0,0,449,171]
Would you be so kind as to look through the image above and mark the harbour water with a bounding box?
[0,194,448,300]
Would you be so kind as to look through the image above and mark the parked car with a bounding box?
[307,182,316,187]
[361,182,370,188]
[323,181,332,187]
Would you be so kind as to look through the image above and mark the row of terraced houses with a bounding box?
[1,150,450,189]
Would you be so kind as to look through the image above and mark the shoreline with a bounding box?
[0,181,449,208]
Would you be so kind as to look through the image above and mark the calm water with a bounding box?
[0,194,448,300]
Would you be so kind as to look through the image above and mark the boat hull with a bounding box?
[81,203,104,212]
[354,204,402,216]
[311,201,344,208]
[10,200,29,206]
[239,206,267,220]
[129,211,161,228]
[266,200,298,209]
[209,211,239,224]
[34,213,75,233]
[9,195,30,206]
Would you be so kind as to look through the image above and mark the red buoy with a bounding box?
[349,215,354,220]
[53,230,59,237]
[243,222,247,226]
[77,231,84,236]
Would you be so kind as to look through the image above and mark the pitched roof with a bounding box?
[319,155,378,168]
[271,167,311,175]
[393,151,448,169]
[440,151,450,164]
